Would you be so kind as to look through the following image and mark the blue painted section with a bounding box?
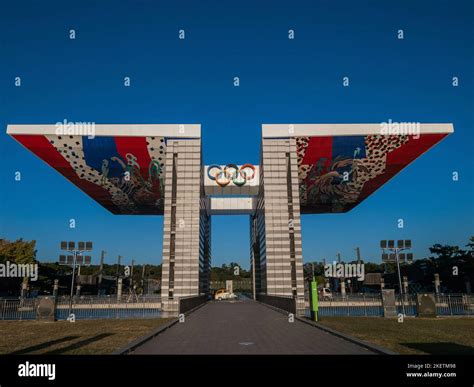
[82,136,123,178]
[332,136,366,160]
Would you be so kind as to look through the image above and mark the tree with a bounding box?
[0,238,37,265]
[466,236,474,255]
[424,238,473,292]
[0,238,37,295]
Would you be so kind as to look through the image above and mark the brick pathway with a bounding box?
[132,300,373,354]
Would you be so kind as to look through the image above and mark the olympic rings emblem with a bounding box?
[207,164,256,187]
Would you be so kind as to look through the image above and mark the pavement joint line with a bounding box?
[256,300,396,355]
[114,301,208,355]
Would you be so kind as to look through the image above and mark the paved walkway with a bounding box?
[132,300,373,354]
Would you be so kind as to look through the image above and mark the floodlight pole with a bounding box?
[68,250,77,318]
[394,248,406,317]
[60,241,93,318]
[67,248,87,317]
[98,250,105,296]
[381,240,412,317]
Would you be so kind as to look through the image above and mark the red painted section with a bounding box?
[302,136,332,166]
[387,133,447,165]
[12,134,120,213]
[13,134,71,171]
[114,137,152,179]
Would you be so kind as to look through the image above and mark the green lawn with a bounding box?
[0,318,173,355]
[318,316,474,354]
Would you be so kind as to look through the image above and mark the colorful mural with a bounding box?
[296,133,449,213]
[12,134,167,214]
[10,126,450,215]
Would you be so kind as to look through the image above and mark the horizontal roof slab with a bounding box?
[7,124,201,138]
[262,123,454,138]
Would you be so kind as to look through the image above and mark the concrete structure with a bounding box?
[250,137,305,306]
[7,122,453,316]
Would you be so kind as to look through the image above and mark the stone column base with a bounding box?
[161,299,179,317]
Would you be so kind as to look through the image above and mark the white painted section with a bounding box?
[209,197,256,215]
[262,123,454,138]
[204,165,259,196]
[6,124,201,138]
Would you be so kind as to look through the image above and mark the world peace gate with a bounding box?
[7,123,453,315]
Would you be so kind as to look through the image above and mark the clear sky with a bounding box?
[0,0,472,269]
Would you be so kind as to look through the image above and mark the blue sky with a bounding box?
[0,0,472,268]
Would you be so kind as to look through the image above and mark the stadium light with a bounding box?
[58,241,93,319]
[380,239,414,317]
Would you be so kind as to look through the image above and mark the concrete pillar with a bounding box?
[75,285,81,297]
[98,251,105,295]
[160,138,207,317]
[53,279,59,298]
[403,276,409,294]
[260,138,305,306]
[434,273,441,295]
[250,211,263,297]
[340,279,346,298]
[250,232,257,299]
[465,279,471,294]
[21,282,27,298]
[380,277,385,290]
[226,280,233,294]
[381,289,397,318]
[117,278,123,301]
